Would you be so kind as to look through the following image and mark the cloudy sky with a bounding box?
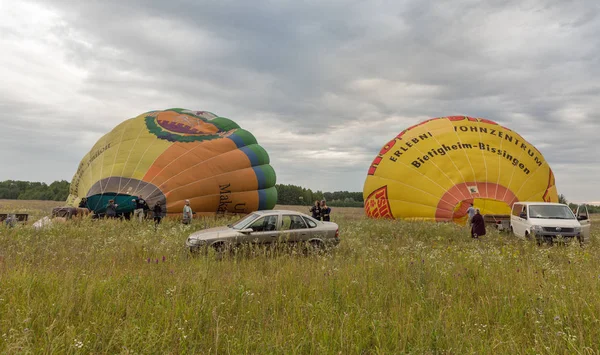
[1,0,599,203]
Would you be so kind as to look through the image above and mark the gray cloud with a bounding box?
[1,0,599,202]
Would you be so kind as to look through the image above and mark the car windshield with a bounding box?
[528,205,575,219]
[228,213,260,229]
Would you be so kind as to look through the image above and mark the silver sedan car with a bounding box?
[186,210,339,253]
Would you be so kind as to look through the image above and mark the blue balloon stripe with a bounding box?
[257,189,267,210]
[253,166,266,190]
[228,134,246,148]
[239,146,259,166]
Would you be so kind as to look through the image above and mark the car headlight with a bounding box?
[187,237,204,245]
[532,225,543,233]
[574,226,581,233]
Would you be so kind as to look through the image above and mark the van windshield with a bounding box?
[528,205,575,219]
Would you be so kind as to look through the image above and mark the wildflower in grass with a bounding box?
[162,256,166,262]
[73,339,84,349]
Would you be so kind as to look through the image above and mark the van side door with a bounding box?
[576,204,591,242]
[511,204,526,237]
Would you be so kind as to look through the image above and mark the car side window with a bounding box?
[248,215,278,232]
[302,216,317,228]
[281,215,307,230]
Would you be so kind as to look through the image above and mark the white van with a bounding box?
[510,202,590,243]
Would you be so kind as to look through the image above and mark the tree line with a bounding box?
[0,180,70,201]
[558,194,600,213]
[275,184,364,207]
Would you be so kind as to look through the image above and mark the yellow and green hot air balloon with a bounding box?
[363,116,558,224]
[67,108,277,216]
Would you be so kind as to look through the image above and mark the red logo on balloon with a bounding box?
[364,186,393,218]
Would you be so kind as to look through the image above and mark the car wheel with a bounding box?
[306,240,325,255]
[211,242,228,259]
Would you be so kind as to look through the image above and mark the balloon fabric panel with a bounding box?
[363,116,557,223]
[67,109,277,216]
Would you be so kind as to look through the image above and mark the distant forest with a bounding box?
[275,184,364,207]
[0,180,364,207]
[0,180,70,201]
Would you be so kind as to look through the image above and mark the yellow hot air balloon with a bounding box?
[67,108,277,216]
[363,116,558,223]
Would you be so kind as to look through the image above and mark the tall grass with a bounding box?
[1,202,599,354]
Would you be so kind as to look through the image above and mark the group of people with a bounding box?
[101,195,194,226]
[466,203,486,238]
[309,200,332,221]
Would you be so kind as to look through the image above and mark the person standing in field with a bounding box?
[466,203,475,224]
[106,200,118,219]
[132,195,149,222]
[309,200,321,221]
[153,201,163,229]
[320,200,331,221]
[182,200,193,224]
[470,208,486,238]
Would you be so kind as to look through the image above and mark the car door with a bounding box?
[245,215,279,244]
[575,204,591,241]
[279,214,310,242]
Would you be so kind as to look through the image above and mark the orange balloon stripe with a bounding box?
[166,190,260,215]
[164,168,259,202]
[143,140,239,183]
[435,182,518,220]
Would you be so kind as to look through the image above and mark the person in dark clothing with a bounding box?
[106,200,118,219]
[320,200,331,221]
[153,201,163,229]
[309,200,321,220]
[470,209,486,238]
[78,197,87,208]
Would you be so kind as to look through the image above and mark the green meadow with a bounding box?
[1,200,599,354]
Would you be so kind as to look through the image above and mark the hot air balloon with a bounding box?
[363,116,558,223]
[67,108,277,216]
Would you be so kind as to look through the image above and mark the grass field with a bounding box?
[1,200,600,354]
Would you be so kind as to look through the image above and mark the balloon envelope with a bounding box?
[363,116,558,223]
[67,108,277,216]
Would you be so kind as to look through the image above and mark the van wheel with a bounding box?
[525,231,534,242]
